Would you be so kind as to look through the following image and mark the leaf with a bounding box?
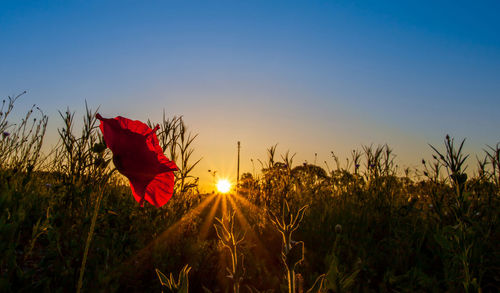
[178,264,191,293]
[307,274,326,293]
[283,200,291,225]
[156,265,191,293]
[292,205,309,230]
[156,268,170,287]
[285,241,304,269]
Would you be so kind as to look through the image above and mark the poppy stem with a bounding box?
[76,185,105,293]
[146,124,160,137]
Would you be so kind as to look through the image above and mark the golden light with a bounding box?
[216,179,231,194]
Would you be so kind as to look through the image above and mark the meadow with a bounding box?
[0,94,498,292]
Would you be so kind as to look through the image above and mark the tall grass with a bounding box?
[0,93,498,292]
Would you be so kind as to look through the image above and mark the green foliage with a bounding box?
[269,201,308,293]
[307,255,360,293]
[156,264,191,293]
[214,211,245,293]
[1,93,499,292]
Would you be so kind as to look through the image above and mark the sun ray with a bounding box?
[232,193,263,213]
[221,193,228,216]
[121,193,217,268]
[226,195,273,259]
[215,195,232,289]
[198,194,222,240]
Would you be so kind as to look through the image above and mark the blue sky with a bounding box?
[1,1,499,189]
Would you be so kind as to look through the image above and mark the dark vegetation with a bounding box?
[1,93,499,292]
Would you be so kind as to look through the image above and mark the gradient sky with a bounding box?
[1,1,499,191]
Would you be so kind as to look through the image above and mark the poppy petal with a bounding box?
[145,172,176,207]
[128,172,175,208]
[96,113,178,208]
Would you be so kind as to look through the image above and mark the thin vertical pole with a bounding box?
[237,141,240,195]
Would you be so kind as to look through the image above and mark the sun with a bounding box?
[216,179,231,194]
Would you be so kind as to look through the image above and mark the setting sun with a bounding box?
[216,179,231,194]
[3,1,499,292]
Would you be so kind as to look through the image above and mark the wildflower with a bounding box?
[355,164,360,168]
[429,204,433,209]
[2,131,10,138]
[335,224,342,234]
[96,113,178,208]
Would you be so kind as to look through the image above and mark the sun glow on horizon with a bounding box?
[216,179,231,194]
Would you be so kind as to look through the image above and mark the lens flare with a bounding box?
[216,179,231,194]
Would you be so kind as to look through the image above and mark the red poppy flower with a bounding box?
[96,113,178,207]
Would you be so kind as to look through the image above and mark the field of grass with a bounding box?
[1,94,499,292]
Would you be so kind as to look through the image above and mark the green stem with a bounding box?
[231,246,239,293]
[76,187,104,293]
[288,268,295,293]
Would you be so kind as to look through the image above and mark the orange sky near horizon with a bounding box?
[2,1,499,193]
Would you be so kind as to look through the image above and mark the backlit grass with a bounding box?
[0,94,498,292]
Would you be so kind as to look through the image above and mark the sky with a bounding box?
[1,0,499,191]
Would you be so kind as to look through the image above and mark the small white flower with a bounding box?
[335,224,342,234]
[429,204,433,209]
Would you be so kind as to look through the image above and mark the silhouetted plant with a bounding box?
[55,102,111,187]
[156,264,191,293]
[214,211,246,293]
[1,94,498,293]
[429,135,468,202]
[484,143,500,191]
[308,227,360,293]
[149,115,201,196]
[0,91,48,178]
[268,200,308,293]
[429,135,489,293]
